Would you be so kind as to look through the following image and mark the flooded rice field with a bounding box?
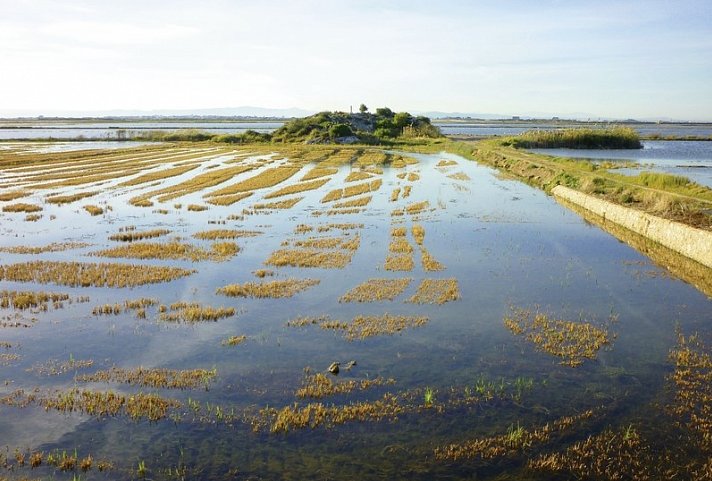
[0,142,711,480]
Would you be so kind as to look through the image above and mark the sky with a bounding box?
[1,0,711,120]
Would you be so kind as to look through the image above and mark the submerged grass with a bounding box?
[407,278,460,304]
[0,242,90,254]
[77,367,217,389]
[109,228,170,242]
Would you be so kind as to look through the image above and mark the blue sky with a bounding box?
[1,0,711,119]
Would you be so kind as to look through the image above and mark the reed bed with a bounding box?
[83,204,104,216]
[205,192,253,206]
[333,196,372,208]
[0,261,194,287]
[206,166,300,198]
[118,163,200,187]
[339,278,412,302]
[252,197,303,210]
[384,254,414,272]
[193,229,262,240]
[77,366,217,389]
[109,229,170,242]
[407,172,420,182]
[24,213,42,221]
[2,203,42,213]
[391,227,407,237]
[217,278,319,298]
[407,278,460,304]
[296,371,395,399]
[301,167,338,181]
[402,185,412,197]
[0,242,90,254]
[390,188,401,202]
[344,171,374,183]
[263,177,331,199]
[159,303,235,323]
[420,247,445,271]
[512,126,642,149]
[321,179,382,203]
[45,191,98,204]
[266,249,353,268]
[187,204,208,211]
[504,307,612,367]
[93,240,238,262]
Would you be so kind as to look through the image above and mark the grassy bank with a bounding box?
[436,138,712,230]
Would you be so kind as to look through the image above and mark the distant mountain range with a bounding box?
[0,106,704,123]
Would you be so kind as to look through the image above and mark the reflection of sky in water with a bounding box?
[530,140,712,188]
[0,147,711,477]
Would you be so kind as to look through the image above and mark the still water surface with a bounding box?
[0,146,710,479]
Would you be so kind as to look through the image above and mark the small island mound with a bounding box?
[271,106,442,144]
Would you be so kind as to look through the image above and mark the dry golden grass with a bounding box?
[321,314,429,341]
[405,200,430,215]
[293,235,360,250]
[390,154,419,168]
[253,269,274,278]
[407,278,460,304]
[354,150,388,167]
[205,192,252,206]
[159,303,236,322]
[46,191,98,205]
[391,207,404,217]
[207,166,300,197]
[384,254,414,272]
[402,185,412,198]
[187,204,208,212]
[118,164,200,187]
[294,224,314,234]
[420,247,445,271]
[317,223,363,232]
[390,188,401,202]
[193,229,262,240]
[77,366,217,389]
[391,227,407,237]
[448,172,471,181]
[0,290,80,310]
[407,172,420,182]
[252,197,303,210]
[266,249,353,269]
[0,242,91,254]
[389,238,413,254]
[93,240,238,262]
[0,190,30,201]
[340,278,412,302]
[83,204,104,216]
[344,171,374,183]
[130,164,255,205]
[333,196,372,208]
[0,261,194,287]
[321,179,382,203]
[437,159,458,167]
[217,278,320,298]
[412,224,425,245]
[24,213,42,221]
[2,203,42,213]
[109,229,170,242]
[301,167,338,181]
[264,177,331,199]
[396,172,407,180]
[504,307,612,367]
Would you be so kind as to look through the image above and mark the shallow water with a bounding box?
[0,145,711,480]
[530,140,712,188]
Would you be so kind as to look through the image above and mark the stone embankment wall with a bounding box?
[551,185,712,269]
